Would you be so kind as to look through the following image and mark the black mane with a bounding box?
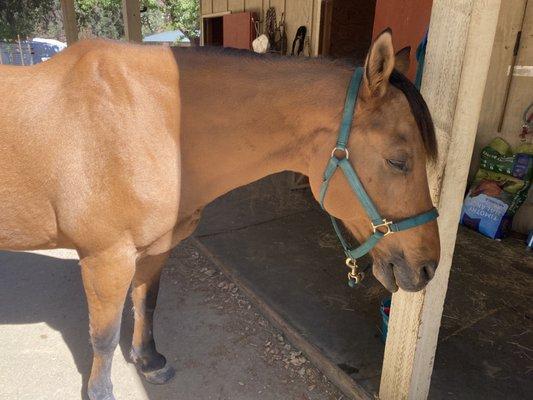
[389,69,437,160]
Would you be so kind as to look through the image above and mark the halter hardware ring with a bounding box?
[372,219,394,236]
[331,147,349,160]
[345,258,364,285]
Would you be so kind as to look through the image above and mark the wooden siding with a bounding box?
[201,0,322,56]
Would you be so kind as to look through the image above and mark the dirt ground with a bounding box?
[0,241,344,400]
[155,240,345,400]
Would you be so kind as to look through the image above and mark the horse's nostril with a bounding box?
[421,261,437,281]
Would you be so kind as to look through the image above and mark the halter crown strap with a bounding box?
[336,68,364,150]
[319,67,438,280]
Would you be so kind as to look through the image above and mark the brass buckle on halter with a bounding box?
[372,219,394,236]
[345,258,364,287]
[331,147,350,160]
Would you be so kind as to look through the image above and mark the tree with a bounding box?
[0,0,200,43]
[75,0,124,39]
[140,0,166,37]
[0,0,56,39]
[163,0,199,44]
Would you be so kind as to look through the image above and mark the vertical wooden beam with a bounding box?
[122,0,142,42]
[470,0,528,179]
[310,0,322,56]
[379,1,502,399]
[60,0,78,45]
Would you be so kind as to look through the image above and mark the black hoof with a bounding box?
[131,346,175,385]
[87,386,115,400]
[141,364,175,385]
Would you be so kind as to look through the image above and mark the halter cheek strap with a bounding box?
[319,67,438,287]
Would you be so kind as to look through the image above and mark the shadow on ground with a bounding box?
[0,251,149,399]
[0,251,93,399]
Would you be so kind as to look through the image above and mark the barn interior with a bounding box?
[193,172,531,399]
[197,1,533,399]
[5,1,528,399]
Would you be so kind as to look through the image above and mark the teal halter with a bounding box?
[319,67,438,287]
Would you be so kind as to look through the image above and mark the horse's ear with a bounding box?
[395,46,411,75]
[362,28,395,99]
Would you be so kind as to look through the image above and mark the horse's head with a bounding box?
[309,30,440,293]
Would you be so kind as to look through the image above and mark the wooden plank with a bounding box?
[228,0,245,12]
[471,0,528,179]
[285,0,313,55]
[501,1,532,135]
[122,0,142,42]
[507,1,533,233]
[379,1,503,399]
[60,0,78,45]
[193,237,373,400]
[213,0,228,13]
[311,0,323,57]
[201,0,213,15]
[317,0,332,56]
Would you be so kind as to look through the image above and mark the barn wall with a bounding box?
[200,0,322,56]
[472,0,533,233]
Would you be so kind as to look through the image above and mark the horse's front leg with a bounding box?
[80,245,137,400]
[130,252,175,384]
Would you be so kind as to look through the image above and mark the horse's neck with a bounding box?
[176,51,350,213]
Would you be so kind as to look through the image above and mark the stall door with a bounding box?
[223,12,256,50]
[372,0,433,80]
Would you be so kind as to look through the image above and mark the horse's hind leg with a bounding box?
[80,245,136,400]
[130,252,175,384]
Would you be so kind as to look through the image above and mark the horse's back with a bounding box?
[0,40,182,252]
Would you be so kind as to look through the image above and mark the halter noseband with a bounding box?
[319,67,438,287]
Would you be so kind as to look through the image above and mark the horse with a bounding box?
[0,30,440,400]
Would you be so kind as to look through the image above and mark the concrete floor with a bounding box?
[196,173,533,400]
[1,173,531,400]
[0,243,343,400]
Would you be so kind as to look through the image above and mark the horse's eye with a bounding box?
[387,159,408,172]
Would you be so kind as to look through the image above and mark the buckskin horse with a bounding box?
[0,30,440,400]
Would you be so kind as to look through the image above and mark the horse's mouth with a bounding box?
[373,262,399,293]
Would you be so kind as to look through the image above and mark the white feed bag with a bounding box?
[252,34,270,54]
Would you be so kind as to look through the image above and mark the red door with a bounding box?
[372,0,433,80]
[223,12,256,50]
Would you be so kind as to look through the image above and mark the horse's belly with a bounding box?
[0,193,59,251]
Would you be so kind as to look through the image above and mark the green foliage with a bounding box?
[140,0,166,37]
[75,0,124,39]
[0,0,56,39]
[162,0,199,42]
[0,0,200,43]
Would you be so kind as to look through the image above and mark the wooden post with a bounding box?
[379,1,502,399]
[122,0,143,42]
[60,0,78,45]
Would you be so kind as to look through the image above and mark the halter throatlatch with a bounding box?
[319,67,439,288]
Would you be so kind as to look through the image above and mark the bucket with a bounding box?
[380,298,391,343]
